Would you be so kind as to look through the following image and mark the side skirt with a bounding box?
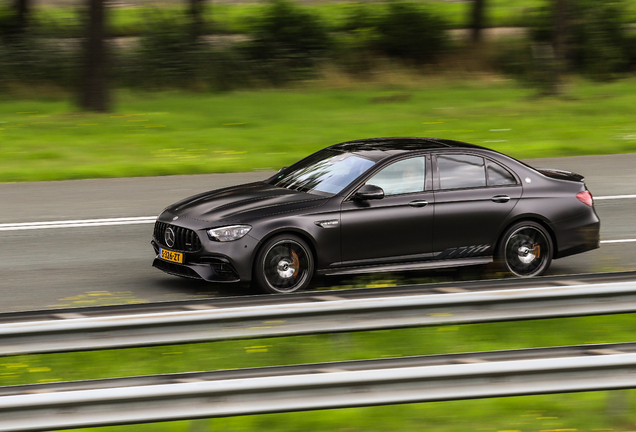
[318,257,493,277]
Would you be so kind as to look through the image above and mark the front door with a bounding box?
[340,157,434,265]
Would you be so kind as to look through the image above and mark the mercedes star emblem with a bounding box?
[165,227,176,248]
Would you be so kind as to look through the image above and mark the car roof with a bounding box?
[328,137,487,159]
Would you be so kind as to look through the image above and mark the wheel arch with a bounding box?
[250,227,319,272]
[494,215,558,259]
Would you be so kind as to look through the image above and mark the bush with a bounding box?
[243,0,330,84]
[530,0,633,79]
[333,2,449,72]
[0,8,78,90]
[120,12,206,88]
[374,2,449,64]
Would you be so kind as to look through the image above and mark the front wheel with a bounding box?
[253,235,314,294]
[497,221,553,278]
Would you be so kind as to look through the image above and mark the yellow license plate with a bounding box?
[160,248,183,264]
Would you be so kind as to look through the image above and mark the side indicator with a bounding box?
[315,220,339,228]
[576,190,594,207]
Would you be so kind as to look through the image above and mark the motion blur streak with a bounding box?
[0,217,156,231]
[595,194,636,200]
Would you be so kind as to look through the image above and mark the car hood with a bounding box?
[166,182,329,223]
[536,168,585,183]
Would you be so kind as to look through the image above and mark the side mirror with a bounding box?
[354,184,384,200]
[276,166,288,180]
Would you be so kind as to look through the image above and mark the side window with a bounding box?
[487,161,517,186]
[366,157,425,196]
[438,154,486,190]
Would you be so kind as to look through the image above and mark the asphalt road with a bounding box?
[1,154,635,313]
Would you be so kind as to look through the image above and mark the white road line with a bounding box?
[601,239,636,244]
[0,217,157,231]
[596,194,636,200]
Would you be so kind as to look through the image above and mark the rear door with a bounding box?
[432,153,522,259]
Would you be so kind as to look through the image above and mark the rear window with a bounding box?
[487,161,517,186]
[438,154,486,189]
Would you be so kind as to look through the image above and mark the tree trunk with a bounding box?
[12,0,30,33]
[470,0,486,43]
[553,0,568,67]
[551,0,569,94]
[79,0,110,112]
[189,0,205,40]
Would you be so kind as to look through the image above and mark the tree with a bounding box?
[189,0,205,40]
[13,0,30,33]
[550,0,569,94]
[79,0,110,112]
[469,0,486,43]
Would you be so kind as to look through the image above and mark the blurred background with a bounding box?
[0,0,635,182]
[2,0,635,97]
[2,1,636,431]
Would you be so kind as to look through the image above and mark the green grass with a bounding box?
[2,314,636,431]
[2,78,636,183]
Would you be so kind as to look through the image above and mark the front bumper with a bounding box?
[151,230,260,283]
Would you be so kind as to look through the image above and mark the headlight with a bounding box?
[207,225,252,242]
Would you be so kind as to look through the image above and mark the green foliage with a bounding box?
[117,11,253,91]
[0,4,20,37]
[120,12,205,89]
[570,0,633,78]
[530,0,634,79]
[332,4,382,75]
[242,0,330,84]
[0,7,78,89]
[374,2,449,64]
[332,2,449,72]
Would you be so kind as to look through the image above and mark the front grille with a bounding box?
[154,221,202,252]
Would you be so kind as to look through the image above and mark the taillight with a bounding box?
[576,190,593,206]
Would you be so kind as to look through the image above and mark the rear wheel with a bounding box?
[497,221,553,277]
[253,235,314,294]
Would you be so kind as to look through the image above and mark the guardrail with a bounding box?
[3,280,636,356]
[2,342,636,432]
[8,270,636,323]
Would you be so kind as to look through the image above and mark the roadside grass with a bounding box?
[2,314,636,430]
[1,77,636,183]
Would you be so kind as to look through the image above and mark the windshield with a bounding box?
[270,150,376,195]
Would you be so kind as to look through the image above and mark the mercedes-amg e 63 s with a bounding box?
[152,138,600,293]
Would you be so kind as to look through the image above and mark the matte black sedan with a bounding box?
[151,138,600,293]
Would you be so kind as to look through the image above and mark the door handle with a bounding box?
[408,200,428,208]
[491,195,511,203]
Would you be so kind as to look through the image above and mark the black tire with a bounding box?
[497,221,553,278]
[253,234,314,294]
